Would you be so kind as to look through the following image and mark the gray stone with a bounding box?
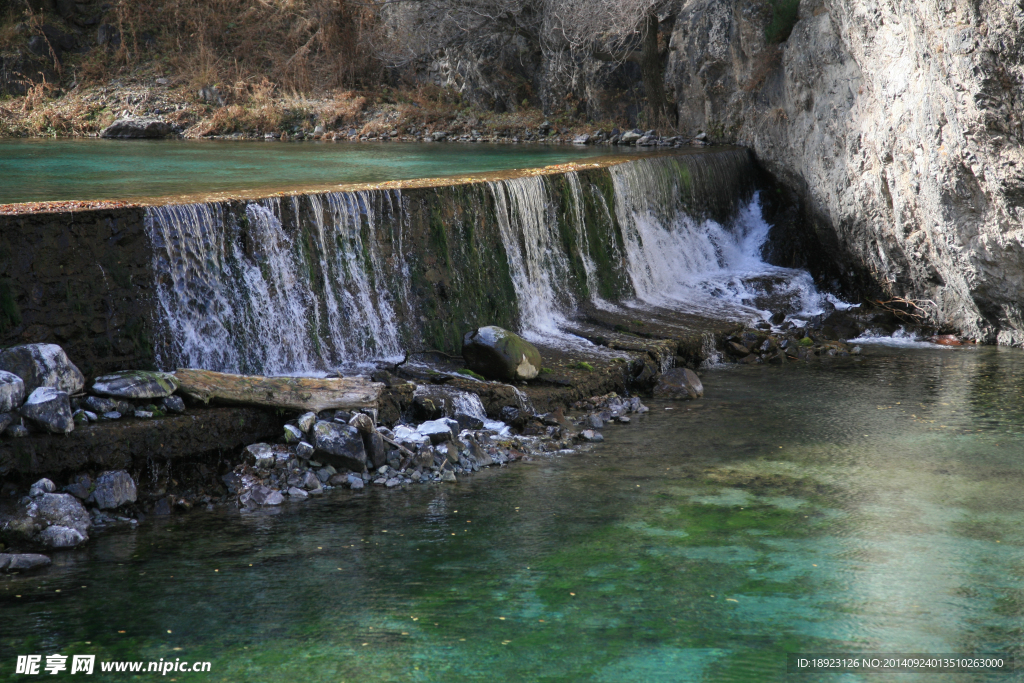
[283,424,303,443]
[89,470,137,509]
[73,409,89,424]
[64,474,91,500]
[462,326,542,381]
[385,477,402,488]
[244,443,275,469]
[20,387,74,434]
[287,487,308,499]
[296,441,314,459]
[0,370,25,412]
[313,421,367,471]
[0,553,51,572]
[100,117,173,138]
[585,414,604,429]
[263,490,285,505]
[29,478,55,497]
[133,410,154,419]
[453,412,484,431]
[580,430,604,443]
[573,134,591,144]
[0,343,84,394]
[35,492,91,539]
[364,431,387,469]
[0,412,14,433]
[38,525,87,548]
[653,368,704,400]
[92,370,179,399]
[468,437,493,467]
[300,471,321,490]
[440,470,457,483]
[346,474,365,490]
[316,468,331,483]
[5,423,28,437]
[348,412,374,434]
[418,418,460,444]
[100,411,121,420]
[161,395,186,413]
[85,396,118,414]
[619,130,642,144]
[297,411,317,433]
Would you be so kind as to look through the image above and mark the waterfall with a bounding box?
[145,151,828,375]
[608,155,825,322]
[147,190,407,374]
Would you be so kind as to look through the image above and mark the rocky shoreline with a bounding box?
[0,304,950,573]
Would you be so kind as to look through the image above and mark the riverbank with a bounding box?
[4,342,1021,679]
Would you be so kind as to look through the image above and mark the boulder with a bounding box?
[29,478,55,497]
[346,474,365,490]
[0,412,14,433]
[296,441,314,459]
[297,411,317,433]
[462,326,542,381]
[453,412,484,431]
[161,395,186,413]
[20,387,74,433]
[64,474,92,501]
[84,396,118,414]
[243,443,275,469]
[283,424,303,443]
[34,492,91,545]
[312,421,367,471]
[91,370,179,399]
[418,418,460,444]
[620,130,642,144]
[0,343,84,394]
[580,429,604,443]
[0,553,51,572]
[364,431,387,469]
[0,370,25,412]
[652,368,704,400]
[89,470,137,509]
[100,117,173,139]
[348,412,374,434]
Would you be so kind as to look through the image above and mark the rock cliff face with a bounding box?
[667,0,1024,344]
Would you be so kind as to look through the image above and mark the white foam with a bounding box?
[848,328,949,349]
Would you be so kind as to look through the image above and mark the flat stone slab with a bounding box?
[0,407,282,476]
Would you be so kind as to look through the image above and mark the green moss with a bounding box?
[0,278,21,333]
[540,367,553,375]
[766,0,801,43]
[573,361,594,371]
[798,336,814,346]
[456,368,485,381]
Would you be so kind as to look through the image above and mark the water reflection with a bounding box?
[2,346,1022,681]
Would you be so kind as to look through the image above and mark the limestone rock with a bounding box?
[666,0,1024,345]
[0,370,25,412]
[0,553,51,572]
[29,478,55,497]
[100,117,174,138]
[89,470,137,509]
[243,443,275,469]
[34,492,91,545]
[20,387,75,434]
[652,368,704,400]
[462,326,542,381]
[312,421,366,472]
[0,343,84,394]
[91,370,179,399]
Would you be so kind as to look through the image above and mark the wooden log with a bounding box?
[173,369,384,413]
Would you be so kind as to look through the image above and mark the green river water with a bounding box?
[3,344,1023,681]
[0,139,645,204]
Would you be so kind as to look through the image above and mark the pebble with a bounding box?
[101,411,121,420]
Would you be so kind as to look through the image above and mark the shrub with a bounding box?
[765,0,800,44]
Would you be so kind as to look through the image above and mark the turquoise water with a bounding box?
[2,345,1023,681]
[0,139,646,204]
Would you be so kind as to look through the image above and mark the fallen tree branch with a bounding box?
[174,369,384,413]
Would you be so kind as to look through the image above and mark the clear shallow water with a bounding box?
[0,139,645,204]
[3,345,1023,681]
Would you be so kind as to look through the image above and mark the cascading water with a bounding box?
[608,155,825,323]
[146,151,830,375]
[147,190,407,374]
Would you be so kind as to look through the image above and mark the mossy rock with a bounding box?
[462,326,542,381]
[91,370,179,399]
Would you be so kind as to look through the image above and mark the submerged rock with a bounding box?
[462,326,542,381]
[20,387,75,433]
[100,117,173,138]
[0,343,84,394]
[0,553,51,572]
[0,370,25,412]
[91,370,179,399]
[313,421,367,471]
[652,368,704,400]
[89,470,137,509]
